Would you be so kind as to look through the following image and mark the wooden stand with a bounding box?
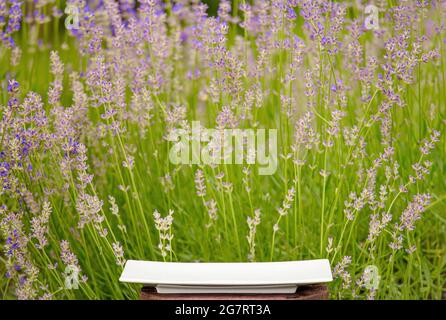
[140,284,328,300]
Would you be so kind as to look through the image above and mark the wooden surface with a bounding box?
[140,284,329,300]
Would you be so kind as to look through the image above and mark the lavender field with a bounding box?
[0,0,445,300]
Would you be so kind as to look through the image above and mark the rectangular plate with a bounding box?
[119,259,332,288]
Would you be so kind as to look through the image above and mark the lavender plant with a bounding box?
[0,0,445,300]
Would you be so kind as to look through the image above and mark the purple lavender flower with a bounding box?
[5,0,22,34]
[7,79,19,93]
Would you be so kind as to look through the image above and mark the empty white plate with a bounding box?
[119,259,332,294]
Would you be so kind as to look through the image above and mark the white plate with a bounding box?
[119,259,332,290]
